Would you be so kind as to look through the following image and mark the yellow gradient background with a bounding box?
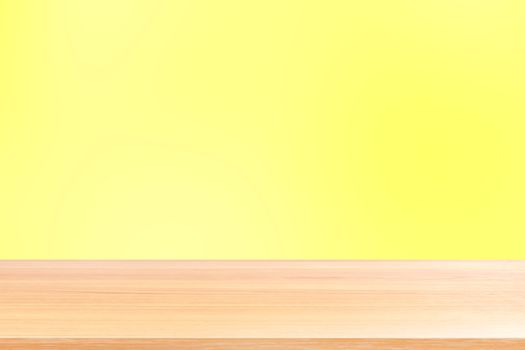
[1,0,525,258]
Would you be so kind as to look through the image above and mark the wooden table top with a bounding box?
[0,261,524,348]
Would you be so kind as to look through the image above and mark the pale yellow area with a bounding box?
[1,1,525,258]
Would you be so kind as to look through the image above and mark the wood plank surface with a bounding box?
[0,339,524,350]
[0,261,524,348]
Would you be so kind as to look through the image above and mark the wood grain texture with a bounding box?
[0,339,524,350]
[0,261,524,347]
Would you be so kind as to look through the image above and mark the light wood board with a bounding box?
[0,339,524,350]
[0,261,524,348]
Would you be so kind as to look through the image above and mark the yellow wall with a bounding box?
[1,0,525,258]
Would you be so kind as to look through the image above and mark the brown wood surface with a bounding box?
[0,260,524,348]
[0,339,524,350]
